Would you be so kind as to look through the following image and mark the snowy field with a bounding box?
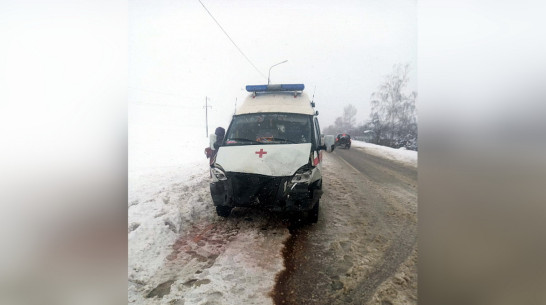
[128,98,418,304]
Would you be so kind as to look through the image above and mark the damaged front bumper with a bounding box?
[210,172,322,212]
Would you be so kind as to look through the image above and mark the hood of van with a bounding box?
[215,143,311,177]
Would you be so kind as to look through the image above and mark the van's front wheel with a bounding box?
[216,206,232,217]
[307,201,319,223]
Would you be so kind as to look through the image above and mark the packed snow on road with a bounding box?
[128,101,417,304]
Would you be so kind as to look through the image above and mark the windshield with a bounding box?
[224,113,312,145]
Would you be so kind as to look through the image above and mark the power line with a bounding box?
[197,0,267,79]
[129,86,201,100]
[129,100,202,108]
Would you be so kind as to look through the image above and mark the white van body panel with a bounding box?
[236,92,314,115]
[312,151,323,180]
[215,144,311,177]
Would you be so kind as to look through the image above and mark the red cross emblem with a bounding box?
[255,148,267,158]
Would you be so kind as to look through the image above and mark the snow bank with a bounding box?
[350,140,417,167]
[129,101,213,287]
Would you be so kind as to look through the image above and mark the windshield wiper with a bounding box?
[268,137,296,143]
[226,137,260,144]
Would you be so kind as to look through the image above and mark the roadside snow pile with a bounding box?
[129,101,212,287]
[128,100,216,302]
[351,140,417,167]
[128,161,211,285]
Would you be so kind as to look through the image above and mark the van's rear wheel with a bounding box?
[307,201,319,223]
[216,206,232,217]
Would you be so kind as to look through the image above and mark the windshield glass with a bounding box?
[224,113,312,145]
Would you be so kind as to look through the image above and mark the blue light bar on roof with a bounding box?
[281,84,304,91]
[245,84,305,92]
[245,85,268,92]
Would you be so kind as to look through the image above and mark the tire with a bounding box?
[347,144,350,149]
[307,201,319,223]
[216,206,232,217]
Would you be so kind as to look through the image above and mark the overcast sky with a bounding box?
[129,0,416,129]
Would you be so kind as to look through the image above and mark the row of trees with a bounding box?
[322,64,417,150]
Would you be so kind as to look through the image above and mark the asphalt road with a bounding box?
[273,146,418,305]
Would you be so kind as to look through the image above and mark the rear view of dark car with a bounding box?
[335,133,351,149]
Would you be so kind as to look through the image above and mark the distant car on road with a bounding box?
[335,133,351,149]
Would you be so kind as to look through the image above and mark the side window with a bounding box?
[313,118,321,149]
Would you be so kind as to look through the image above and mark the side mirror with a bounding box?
[209,134,217,150]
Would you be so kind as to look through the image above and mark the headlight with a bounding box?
[291,166,313,183]
[211,167,227,181]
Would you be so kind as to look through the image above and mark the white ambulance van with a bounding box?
[209,84,326,223]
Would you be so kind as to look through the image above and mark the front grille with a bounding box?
[226,173,288,206]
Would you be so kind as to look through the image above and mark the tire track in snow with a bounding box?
[138,207,289,304]
[273,149,417,305]
[130,168,290,305]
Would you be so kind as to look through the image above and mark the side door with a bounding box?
[312,117,323,170]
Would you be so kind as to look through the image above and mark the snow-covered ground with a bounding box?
[351,140,418,168]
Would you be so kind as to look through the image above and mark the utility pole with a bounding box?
[204,97,212,137]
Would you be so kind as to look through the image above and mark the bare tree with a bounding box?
[342,104,357,130]
[322,117,342,135]
[322,104,358,135]
[370,64,417,148]
[334,117,343,130]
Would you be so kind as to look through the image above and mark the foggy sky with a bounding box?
[129,0,417,129]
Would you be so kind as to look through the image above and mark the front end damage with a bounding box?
[210,170,322,213]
